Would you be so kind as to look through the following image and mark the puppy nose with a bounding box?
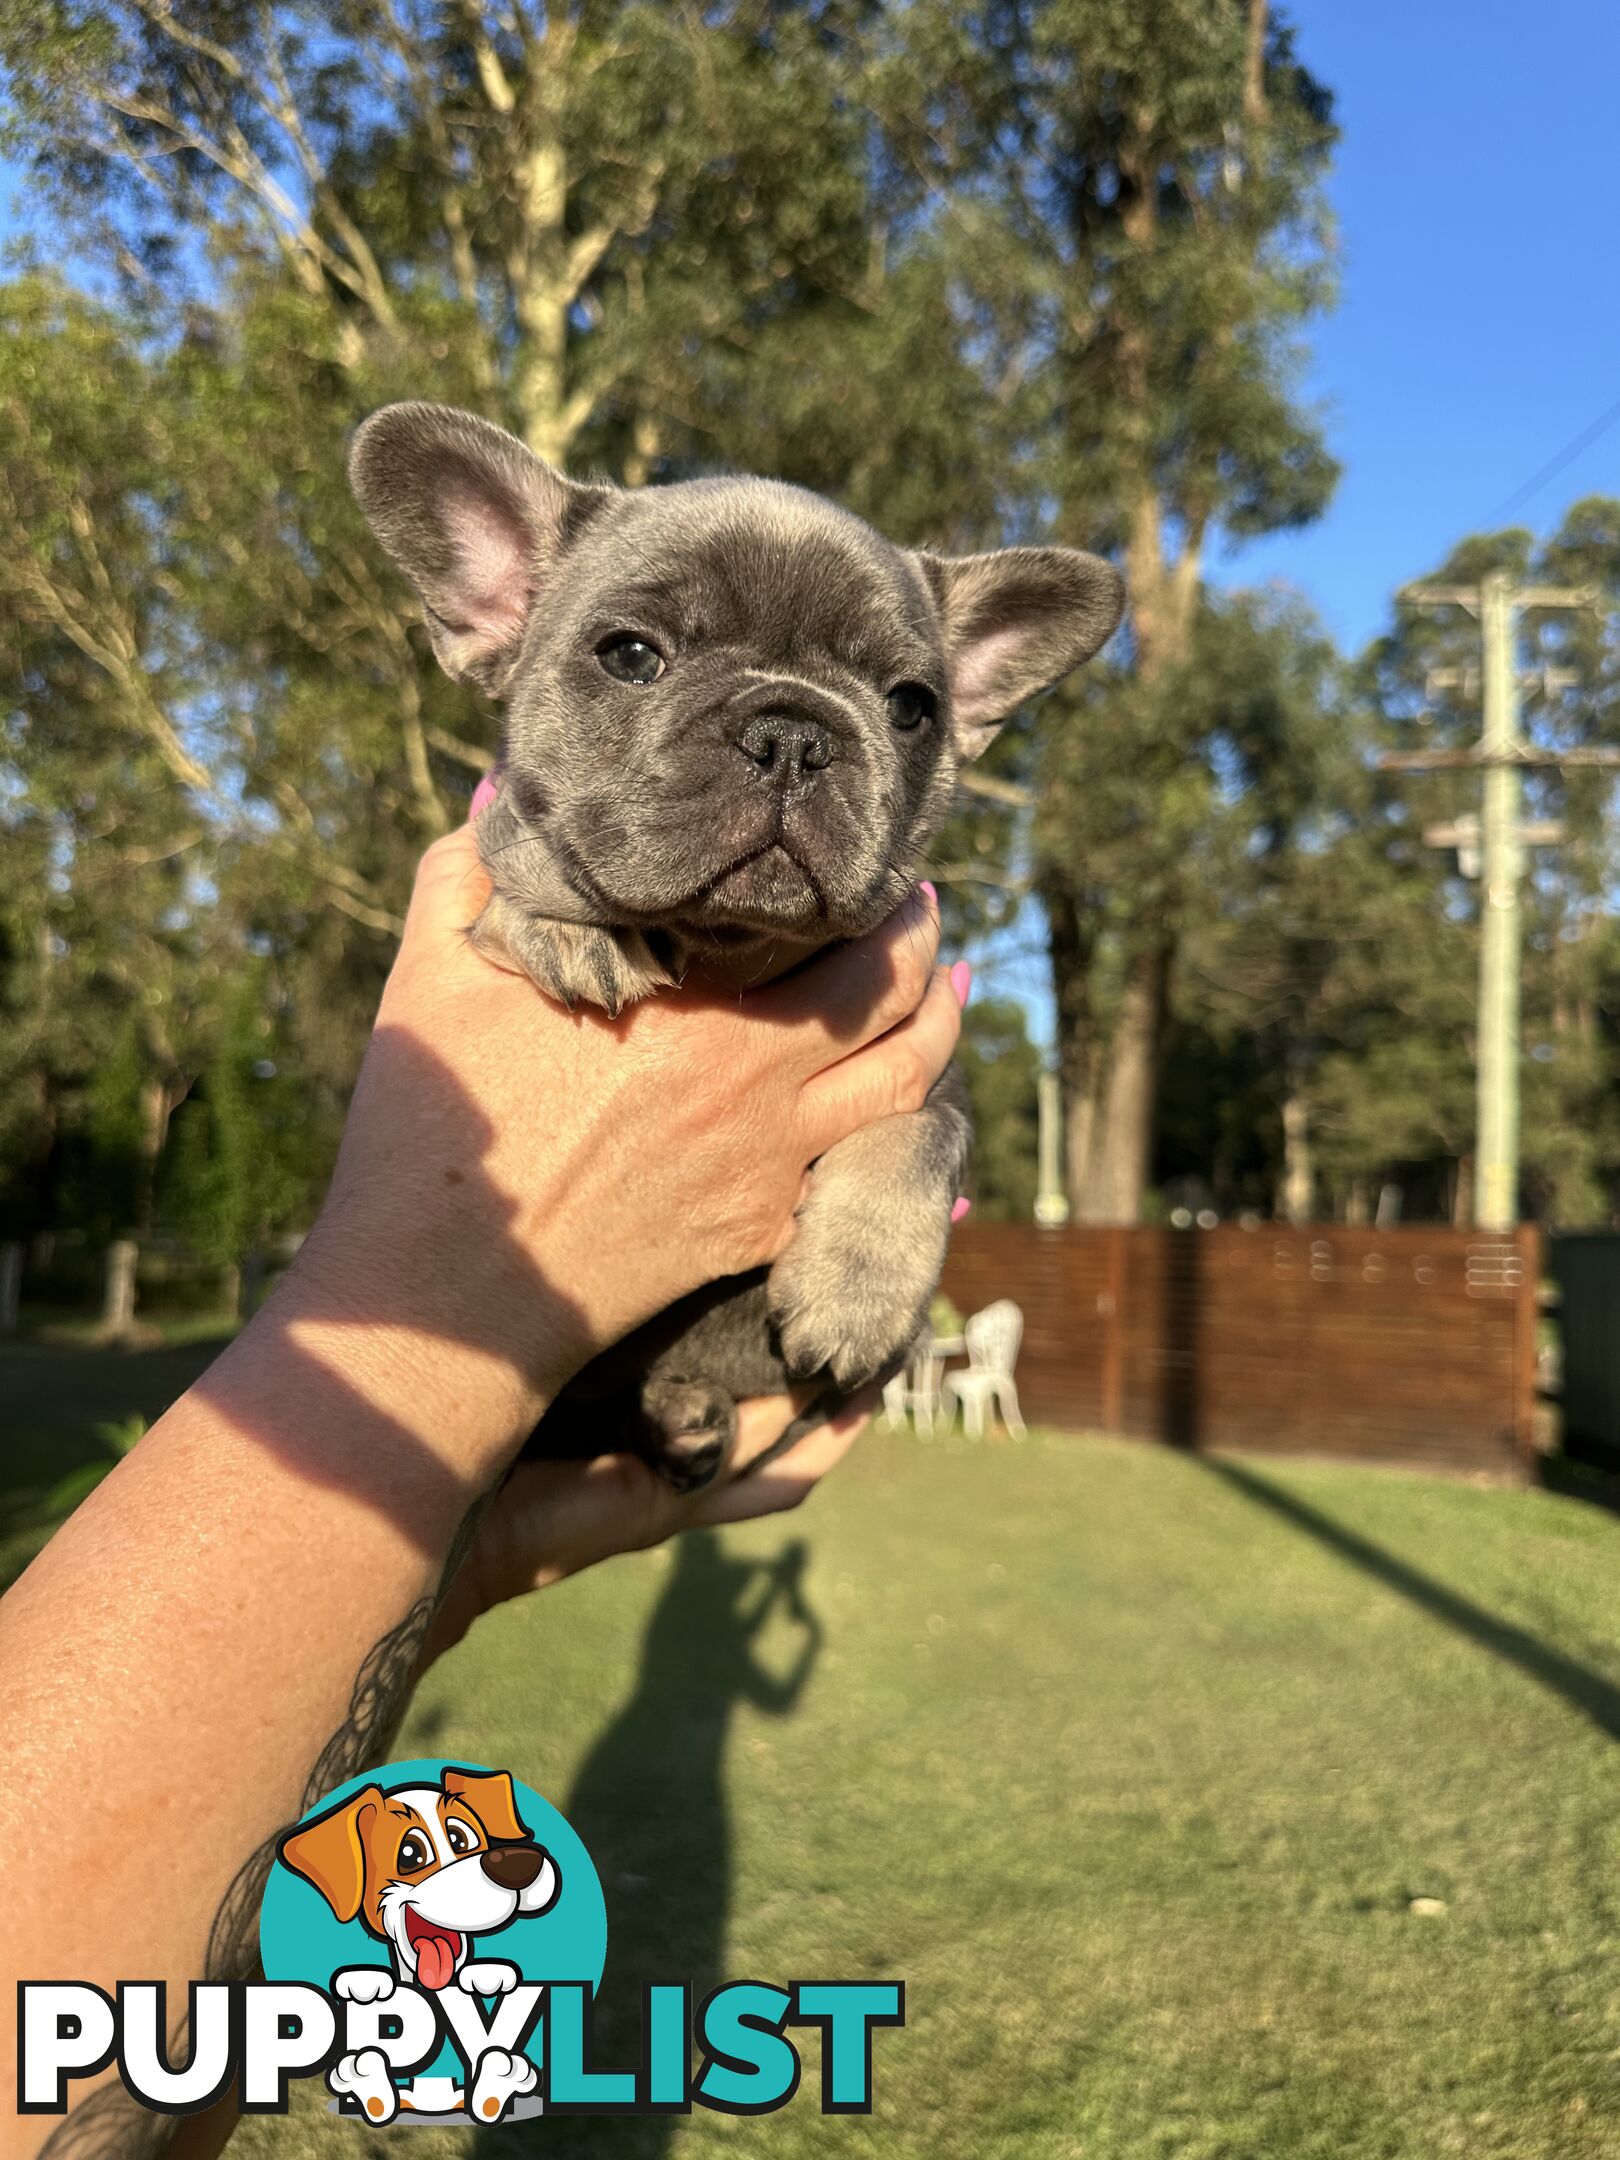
[736,713,834,785]
[481,1843,546,1891]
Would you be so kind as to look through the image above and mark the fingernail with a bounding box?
[950,960,972,1007]
[468,771,500,823]
[919,879,937,904]
[952,1196,972,1222]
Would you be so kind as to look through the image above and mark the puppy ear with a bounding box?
[348,403,612,695]
[442,1766,531,1845]
[278,1787,382,1925]
[917,547,1124,759]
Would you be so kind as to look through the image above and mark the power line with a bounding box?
[1486,388,1620,525]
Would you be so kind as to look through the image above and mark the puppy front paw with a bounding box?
[460,1961,521,1997]
[469,892,673,1016]
[767,1174,951,1391]
[334,1968,396,2006]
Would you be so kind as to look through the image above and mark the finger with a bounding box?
[692,1391,878,1526]
[403,820,493,944]
[725,1389,820,1475]
[750,882,940,1073]
[799,963,962,1157]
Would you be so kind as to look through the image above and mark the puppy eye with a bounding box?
[597,635,666,685]
[445,1820,476,1854]
[886,682,936,732]
[397,1833,432,1873]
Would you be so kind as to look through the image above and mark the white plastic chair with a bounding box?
[938,1300,1026,1439]
[880,1330,949,1432]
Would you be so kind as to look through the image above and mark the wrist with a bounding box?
[260,1220,581,1478]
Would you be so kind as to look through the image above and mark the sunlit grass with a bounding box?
[8,1331,1619,2157]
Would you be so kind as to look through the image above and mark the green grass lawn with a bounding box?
[8,1334,1620,2157]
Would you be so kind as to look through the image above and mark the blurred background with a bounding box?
[7,7,1620,2153]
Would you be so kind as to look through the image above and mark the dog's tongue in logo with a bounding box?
[405,1910,462,1991]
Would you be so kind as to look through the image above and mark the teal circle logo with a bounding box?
[260,1759,606,2124]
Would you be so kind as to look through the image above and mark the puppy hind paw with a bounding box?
[639,1378,738,1493]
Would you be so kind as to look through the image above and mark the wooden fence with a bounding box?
[939,1223,1539,1477]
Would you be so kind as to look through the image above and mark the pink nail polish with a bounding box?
[468,771,500,823]
[952,1196,972,1223]
[950,960,972,1007]
[919,879,937,904]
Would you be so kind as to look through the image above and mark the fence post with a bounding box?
[0,1241,21,1336]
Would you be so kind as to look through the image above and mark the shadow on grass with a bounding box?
[1538,1450,1620,1519]
[490,1529,821,2158]
[1201,1454,1620,1744]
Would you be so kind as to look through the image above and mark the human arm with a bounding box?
[0,823,959,2156]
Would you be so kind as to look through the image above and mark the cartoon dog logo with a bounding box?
[278,1765,560,2122]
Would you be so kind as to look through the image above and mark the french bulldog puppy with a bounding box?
[350,404,1122,1489]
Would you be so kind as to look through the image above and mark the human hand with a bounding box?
[289,822,961,1461]
[423,1389,877,1661]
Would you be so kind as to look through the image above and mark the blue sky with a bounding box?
[1224,0,1620,650]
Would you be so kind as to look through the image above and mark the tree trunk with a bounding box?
[1043,124,1196,1230]
[1280,1088,1313,1224]
[1074,943,1171,1223]
[514,127,574,463]
[238,1247,270,1321]
[135,1071,187,1239]
[0,1242,21,1335]
[1047,886,1098,1221]
[95,1239,141,1344]
[622,409,662,489]
[1451,1155,1474,1228]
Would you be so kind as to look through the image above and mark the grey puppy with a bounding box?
[350,404,1122,1488]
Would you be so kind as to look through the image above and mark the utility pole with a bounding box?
[1383,573,1612,1230]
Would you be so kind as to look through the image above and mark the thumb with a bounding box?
[404,820,493,945]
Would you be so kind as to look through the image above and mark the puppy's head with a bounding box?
[351,403,1123,950]
[278,1768,560,1991]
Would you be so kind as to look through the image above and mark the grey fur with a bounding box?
[350,402,1123,1483]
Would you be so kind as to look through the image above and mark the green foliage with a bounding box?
[956,996,1042,1221]
[0,1,1610,1258]
[160,970,314,1264]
